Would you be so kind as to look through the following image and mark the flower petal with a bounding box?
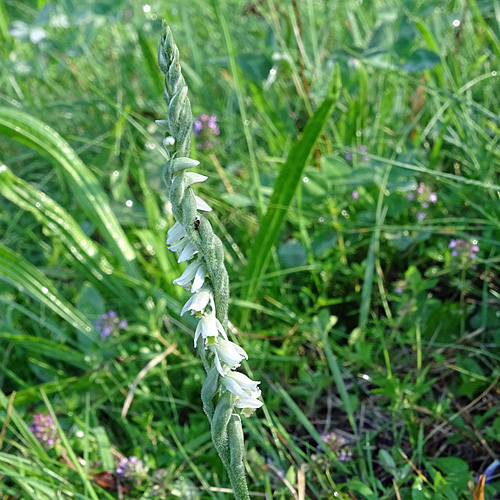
[180,290,212,316]
[195,195,212,212]
[178,240,198,262]
[167,222,187,245]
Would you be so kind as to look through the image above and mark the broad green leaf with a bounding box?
[402,48,441,73]
[0,108,140,279]
[0,244,94,340]
[242,65,342,307]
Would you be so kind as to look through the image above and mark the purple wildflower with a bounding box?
[395,286,403,294]
[359,145,369,162]
[312,431,352,466]
[345,151,353,161]
[116,456,146,483]
[352,189,359,200]
[449,239,480,262]
[482,459,500,484]
[96,310,128,341]
[192,114,220,148]
[406,183,438,221]
[29,413,59,448]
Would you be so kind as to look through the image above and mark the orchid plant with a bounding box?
[157,22,262,500]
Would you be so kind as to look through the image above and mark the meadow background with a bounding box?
[1,0,500,498]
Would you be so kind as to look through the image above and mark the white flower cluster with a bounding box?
[167,196,263,417]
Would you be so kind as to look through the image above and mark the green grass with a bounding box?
[1,0,500,499]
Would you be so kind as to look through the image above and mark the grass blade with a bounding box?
[0,163,131,297]
[241,66,341,309]
[0,109,140,279]
[0,243,95,340]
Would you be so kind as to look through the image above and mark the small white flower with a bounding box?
[166,221,187,244]
[168,236,188,253]
[210,339,248,376]
[177,240,198,262]
[173,259,206,292]
[181,290,212,316]
[222,372,263,417]
[195,195,212,212]
[168,236,199,263]
[194,311,227,347]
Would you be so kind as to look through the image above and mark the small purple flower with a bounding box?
[429,193,437,203]
[345,151,353,161]
[192,114,220,148]
[352,189,359,200]
[449,239,480,262]
[116,456,146,483]
[480,459,500,484]
[417,211,426,220]
[395,286,403,294]
[29,413,59,448]
[421,201,429,208]
[193,119,203,136]
[359,145,369,161]
[313,431,352,465]
[96,310,128,340]
[407,193,415,201]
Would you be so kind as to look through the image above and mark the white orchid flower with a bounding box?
[210,339,248,376]
[194,310,228,347]
[173,259,206,292]
[180,290,212,316]
[166,221,187,245]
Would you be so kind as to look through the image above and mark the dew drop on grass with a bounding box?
[125,200,133,207]
[113,170,119,177]
[492,71,497,76]
[0,165,7,173]
[303,176,309,183]
[41,287,48,294]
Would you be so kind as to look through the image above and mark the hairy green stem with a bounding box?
[158,22,251,500]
